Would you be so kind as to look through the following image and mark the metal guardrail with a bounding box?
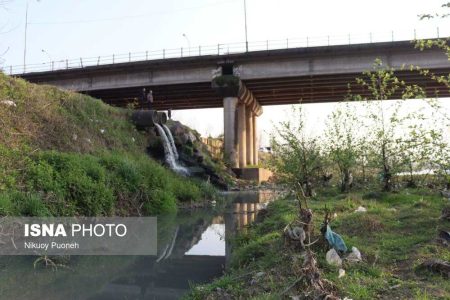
[1,27,448,75]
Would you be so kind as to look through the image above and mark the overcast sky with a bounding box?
[0,0,448,145]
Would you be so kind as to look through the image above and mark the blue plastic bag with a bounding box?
[325,225,348,253]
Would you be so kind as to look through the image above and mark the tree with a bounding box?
[324,103,361,192]
[269,106,323,197]
[348,59,431,191]
[413,2,450,189]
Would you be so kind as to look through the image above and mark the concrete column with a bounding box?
[223,97,238,168]
[249,211,255,223]
[233,203,240,214]
[245,108,254,166]
[252,114,259,165]
[237,102,247,168]
[240,213,248,228]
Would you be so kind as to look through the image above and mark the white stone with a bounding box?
[338,268,345,278]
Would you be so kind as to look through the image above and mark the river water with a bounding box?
[0,191,276,300]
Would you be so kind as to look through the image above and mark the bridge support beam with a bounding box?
[253,114,259,165]
[223,97,239,168]
[237,103,247,168]
[245,108,254,166]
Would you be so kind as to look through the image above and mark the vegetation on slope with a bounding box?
[0,72,214,216]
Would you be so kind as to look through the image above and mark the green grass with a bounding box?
[0,149,216,216]
[0,72,216,216]
[186,189,450,299]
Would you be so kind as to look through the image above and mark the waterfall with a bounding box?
[154,124,189,175]
[162,124,179,160]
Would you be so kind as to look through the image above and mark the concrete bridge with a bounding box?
[18,40,450,169]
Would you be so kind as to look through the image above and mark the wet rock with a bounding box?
[187,132,197,143]
[326,248,342,267]
[169,121,198,144]
[193,151,204,163]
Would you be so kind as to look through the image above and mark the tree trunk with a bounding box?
[341,169,353,192]
[382,145,392,192]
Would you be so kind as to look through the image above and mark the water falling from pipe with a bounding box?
[163,124,179,160]
[154,123,189,175]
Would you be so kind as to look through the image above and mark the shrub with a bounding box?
[12,192,51,217]
[0,192,16,216]
[25,152,114,216]
[143,189,177,215]
[16,150,212,216]
[172,180,201,202]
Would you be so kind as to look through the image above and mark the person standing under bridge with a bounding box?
[146,90,153,110]
[141,88,153,110]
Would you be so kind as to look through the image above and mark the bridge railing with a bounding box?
[2,27,448,75]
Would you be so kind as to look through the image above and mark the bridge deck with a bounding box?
[19,41,450,110]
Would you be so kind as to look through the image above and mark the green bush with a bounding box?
[143,189,177,215]
[25,152,114,216]
[3,150,213,217]
[11,192,50,217]
[0,192,16,216]
[171,180,201,202]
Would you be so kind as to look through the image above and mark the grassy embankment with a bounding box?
[188,189,450,299]
[0,72,215,217]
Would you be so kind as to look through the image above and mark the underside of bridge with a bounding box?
[84,68,450,110]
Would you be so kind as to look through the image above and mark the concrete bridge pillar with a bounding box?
[253,114,259,165]
[246,108,254,166]
[237,103,247,168]
[223,97,238,168]
[216,78,261,169]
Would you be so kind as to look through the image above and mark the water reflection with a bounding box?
[0,190,276,300]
